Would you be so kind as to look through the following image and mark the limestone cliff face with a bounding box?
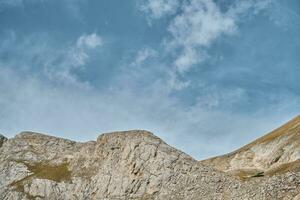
[202,116,300,180]
[0,128,299,199]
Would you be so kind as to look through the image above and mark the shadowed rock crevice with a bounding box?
[0,134,7,148]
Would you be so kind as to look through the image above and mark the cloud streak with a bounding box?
[0,32,103,89]
[139,0,180,19]
[141,0,274,75]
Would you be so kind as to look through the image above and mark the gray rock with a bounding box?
[202,115,300,179]
[0,129,299,200]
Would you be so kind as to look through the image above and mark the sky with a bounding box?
[0,0,300,159]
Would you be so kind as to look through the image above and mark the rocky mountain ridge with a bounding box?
[202,116,300,180]
[0,118,300,199]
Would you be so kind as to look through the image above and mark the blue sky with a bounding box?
[0,0,300,159]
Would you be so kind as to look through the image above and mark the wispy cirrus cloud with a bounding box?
[130,47,157,67]
[139,0,180,19]
[140,0,273,76]
[0,31,103,88]
[45,33,103,88]
[166,0,236,73]
[77,33,103,49]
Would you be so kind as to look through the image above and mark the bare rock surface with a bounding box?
[202,115,300,180]
[0,126,299,199]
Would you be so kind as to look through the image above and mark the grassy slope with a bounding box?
[201,115,300,180]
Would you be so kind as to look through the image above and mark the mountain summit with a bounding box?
[0,123,300,199]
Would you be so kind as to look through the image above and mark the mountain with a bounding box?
[202,116,300,180]
[0,122,299,199]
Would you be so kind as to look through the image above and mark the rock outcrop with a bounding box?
[0,122,299,199]
[202,115,300,180]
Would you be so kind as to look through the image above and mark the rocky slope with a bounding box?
[0,123,299,199]
[202,115,300,180]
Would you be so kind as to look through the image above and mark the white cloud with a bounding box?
[174,48,208,74]
[227,0,272,17]
[139,0,180,19]
[76,33,103,49]
[0,32,102,89]
[130,48,157,67]
[140,0,273,76]
[53,33,102,82]
[42,34,103,88]
[195,85,246,109]
[65,33,102,71]
[166,0,236,73]
[167,71,190,90]
[69,49,89,67]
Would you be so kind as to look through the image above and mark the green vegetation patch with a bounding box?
[25,162,72,182]
[10,161,72,199]
[251,171,264,177]
[229,169,265,181]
